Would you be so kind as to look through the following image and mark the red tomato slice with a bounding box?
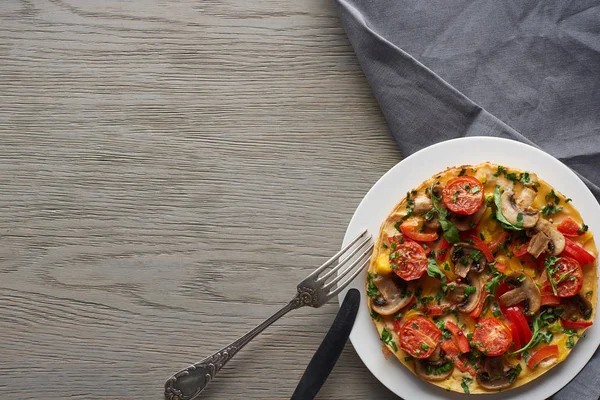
[400,217,439,242]
[562,238,596,265]
[442,176,484,215]
[470,235,495,263]
[390,240,429,281]
[398,317,442,359]
[445,320,471,354]
[557,217,585,237]
[504,319,522,353]
[527,345,559,369]
[440,339,477,375]
[489,232,510,253]
[560,319,593,329]
[472,318,512,356]
[549,257,583,298]
[504,306,532,344]
[541,294,561,306]
[436,238,452,262]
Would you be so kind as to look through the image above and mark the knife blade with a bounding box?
[290,288,360,400]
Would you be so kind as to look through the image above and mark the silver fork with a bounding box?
[164,230,373,400]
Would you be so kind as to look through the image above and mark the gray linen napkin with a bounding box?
[335,1,600,398]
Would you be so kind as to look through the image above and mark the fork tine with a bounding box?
[318,235,372,282]
[303,230,369,281]
[326,256,371,299]
[322,243,374,290]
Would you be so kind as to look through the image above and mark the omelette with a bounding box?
[366,162,598,393]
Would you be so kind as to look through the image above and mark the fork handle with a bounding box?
[164,288,316,400]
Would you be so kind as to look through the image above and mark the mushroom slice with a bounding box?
[451,243,487,278]
[498,273,541,313]
[456,271,484,314]
[535,219,566,256]
[476,357,517,390]
[561,293,593,321]
[414,347,454,381]
[413,195,434,215]
[516,187,537,209]
[371,275,415,316]
[451,203,487,232]
[500,190,540,228]
[527,231,551,258]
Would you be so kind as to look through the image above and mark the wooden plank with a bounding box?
[0,0,400,398]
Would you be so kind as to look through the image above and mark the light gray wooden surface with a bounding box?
[0,1,403,398]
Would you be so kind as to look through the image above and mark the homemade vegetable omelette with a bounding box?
[366,162,598,394]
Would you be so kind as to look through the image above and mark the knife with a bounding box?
[290,288,360,400]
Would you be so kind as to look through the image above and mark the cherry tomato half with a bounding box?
[442,176,484,215]
[472,318,512,356]
[390,240,428,281]
[550,257,583,298]
[398,316,442,359]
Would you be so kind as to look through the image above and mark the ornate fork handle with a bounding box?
[164,287,317,400]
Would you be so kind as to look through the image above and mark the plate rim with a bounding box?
[338,136,600,399]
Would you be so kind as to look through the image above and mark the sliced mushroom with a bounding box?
[500,190,540,228]
[451,243,487,278]
[451,203,487,231]
[498,273,541,313]
[476,357,516,390]
[456,271,483,313]
[414,347,454,381]
[413,195,433,215]
[371,275,415,316]
[535,219,566,256]
[561,293,593,321]
[516,187,537,209]
[527,232,551,258]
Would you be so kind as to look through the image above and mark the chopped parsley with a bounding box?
[461,377,473,394]
[367,272,380,298]
[471,185,481,194]
[382,243,388,249]
[459,168,467,176]
[420,343,429,351]
[370,310,382,321]
[494,165,507,177]
[546,189,561,205]
[578,224,589,235]
[507,363,522,383]
[541,203,563,216]
[464,286,477,296]
[380,328,398,352]
[509,309,555,356]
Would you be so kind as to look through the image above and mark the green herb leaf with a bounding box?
[380,328,398,352]
[461,377,473,394]
[427,258,447,292]
[545,189,561,205]
[367,272,380,298]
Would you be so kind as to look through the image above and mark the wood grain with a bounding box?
[0,1,402,398]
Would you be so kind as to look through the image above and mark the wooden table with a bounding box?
[0,1,401,398]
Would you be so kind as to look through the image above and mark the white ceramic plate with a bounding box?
[338,137,600,399]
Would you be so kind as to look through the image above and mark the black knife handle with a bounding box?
[290,288,361,400]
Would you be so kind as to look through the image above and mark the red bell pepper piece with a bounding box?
[436,237,452,262]
[561,319,593,330]
[510,241,529,257]
[469,235,494,263]
[495,261,508,273]
[445,320,471,354]
[440,340,476,376]
[557,217,585,237]
[504,306,532,344]
[527,345,559,369]
[562,238,596,265]
[504,319,522,358]
[489,232,509,252]
[541,294,561,306]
